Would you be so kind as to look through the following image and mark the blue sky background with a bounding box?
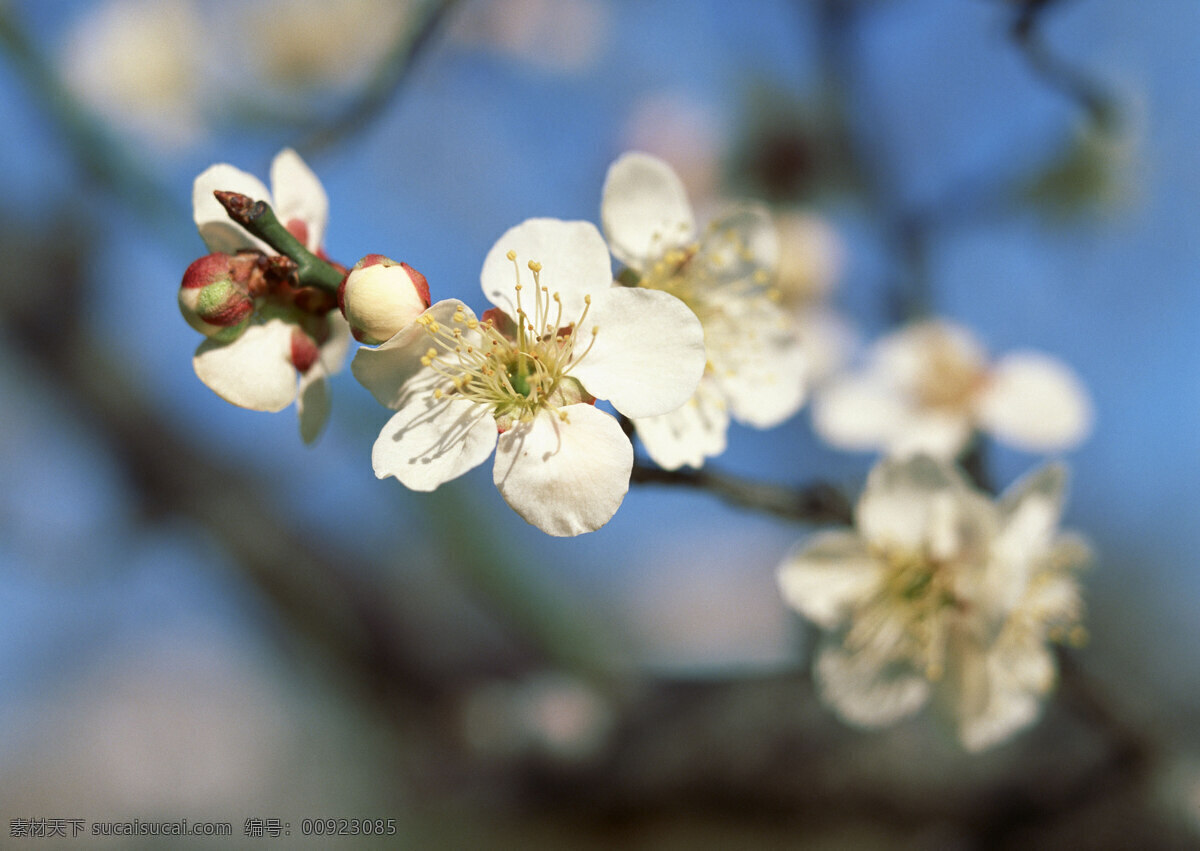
[1,0,1198,819]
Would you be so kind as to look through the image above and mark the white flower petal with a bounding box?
[857,455,986,554]
[372,392,498,492]
[976,352,1092,452]
[352,300,473,409]
[193,319,297,411]
[953,633,1053,752]
[815,640,930,728]
[777,531,885,630]
[631,377,729,470]
[698,203,779,279]
[812,375,909,451]
[707,299,807,428]
[873,320,985,393]
[601,151,696,270]
[885,410,973,459]
[571,287,705,418]
[297,366,331,445]
[1023,535,1090,624]
[481,218,613,322]
[493,404,632,536]
[270,147,329,252]
[192,163,272,255]
[997,464,1066,556]
[775,210,844,303]
[318,312,351,376]
[794,306,856,386]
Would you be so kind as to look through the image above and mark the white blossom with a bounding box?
[353,218,706,536]
[61,0,207,150]
[773,209,856,385]
[449,0,611,73]
[777,454,1090,751]
[813,319,1092,458]
[190,149,349,444]
[601,152,808,470]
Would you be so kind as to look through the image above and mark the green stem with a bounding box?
[214,191,344,293]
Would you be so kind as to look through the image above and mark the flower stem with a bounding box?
[214,191,345,294]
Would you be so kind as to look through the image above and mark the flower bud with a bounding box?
[179,253,256,342]
[338,254,430,345]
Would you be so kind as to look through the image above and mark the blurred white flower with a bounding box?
[602,152,808,470]
[461,673,613,761]
[777,454,1090,751]
[775,210,844,306]
[773,209,856,385]
[236,0,416,95]
[450,0,610,73]
[622,92,724,204]
[60,0,207,150]
[814,319,1092,458]
[190,149,349,444]
[353,218,705,536]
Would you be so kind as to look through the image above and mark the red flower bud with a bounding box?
[179,253,256,341]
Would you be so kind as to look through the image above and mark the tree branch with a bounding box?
[214,191,345,292]
[1009,0,1118,131]
[297,0,464,155]
[630,461,853,525]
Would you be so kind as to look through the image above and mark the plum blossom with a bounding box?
[236,0,416,97]
[813,319,1092,458]
[601,152,808,471]
[449,0,611,74]
[61,0,207,150]
[352,218,705,536]
[188,148,349,444]
[773,209,857,385]
[777,455,1090,751]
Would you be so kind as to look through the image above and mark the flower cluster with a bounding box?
[602,152,808,470]
[178,146,1096,749]
[777,455,1089,751]
[184,149,349,443]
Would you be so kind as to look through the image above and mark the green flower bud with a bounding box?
[179,253,257,341]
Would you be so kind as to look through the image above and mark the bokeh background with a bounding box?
[1,0,1198,846]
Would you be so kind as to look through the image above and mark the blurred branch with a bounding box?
[296,0,463,156]
[0,4,174,223]
[968,651,1157,844]
[630,461,853,526]
[1008,0,1119,131]
[813,0,933,324]
[425,484,625,684]
[618,414,852,524]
